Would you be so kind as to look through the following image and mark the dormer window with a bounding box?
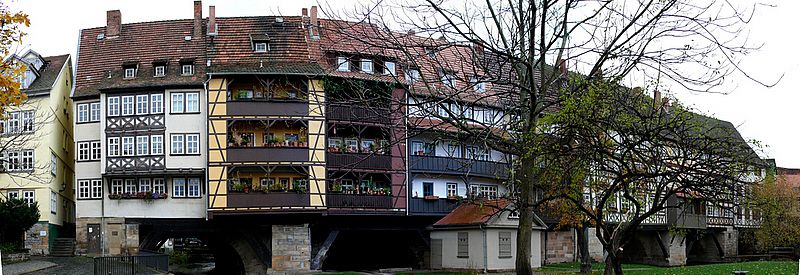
[470,76,486,93]
[154,66,165,77]
[124,67,136,79]
[361,59,373,73]
[181,64,194,76]
[384,61,396,75]
[406,69,420,84]
[254,42,268,53]
[337,56,349,72]
[441,72,456,88]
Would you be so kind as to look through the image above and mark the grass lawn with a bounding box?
[538,261,798,274]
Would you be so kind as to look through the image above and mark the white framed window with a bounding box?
[360,59,373,73]
[153,178,166,194]
[77,180,91,199]
[124,67,136,79]
[150,94,163,114]
[124,179,137,194]
[406,69,420,83]
[50,191,57,214]
[107,96,120,117]
[22,190,35,207]
[78,142,90,161]
[136,136,149,156]
[384,61,396,75]
[136,95,149,115]
[7,190,19,200]
[150,135,164,155]
[91,180,102,198]
[470,184,498,199]
[171,93,184,113]
[186,134,200,154]
[254,42,268,52]
[91,141,102,160]
[471,76,486,93]
[77,104,89,123]
[7,112,19,133]
[187,178,201,197]
[181,64,194,75]
[447,182,458,197]
[107,137,120,157]
[185,93,199,113]
[122,137,135,156]
[173,178,186,197]
[139,178,152,192]
[111,179,123,194]
[171,134,184,154]
[50,153,57,176]
[20,150,33,171]
[337,56,349,72]
[90,102,101,121]
[121,95,135,116]
[441,72,456,87]
[154,65,165,77]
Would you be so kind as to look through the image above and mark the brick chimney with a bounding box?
[106,10,121,38]
[193,1,202,39]
[653,89,662,107]
[302,8,308,17]
[310,6,318,38]
[207,5,217,35]
[558,59,567,77]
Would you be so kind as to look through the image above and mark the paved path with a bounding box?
[1,260,57,275]
[6,256,93,275]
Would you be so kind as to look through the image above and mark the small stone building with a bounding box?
[430,200,546,272]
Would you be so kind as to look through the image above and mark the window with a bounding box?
[21,150,33,170]
[77,104,89,123]
[446,144,461,158]
[471,77,486,93]
[90,102,101,121]
[154,65,165,77]
[411,141,435,156]
[470,184,498,199]
[7,112,19,133]
[447,183,458,197]
[50,191,57,214]
[457,232,469,258]
[441,73,456,88]
[91,180,102,198]
[136,136,149,155]
[181,64,194,75]
[78,142,90,161]
[337,56,349,72]
[187,178,201,197]
[345,138,358,153]
[7,190,19,200]
[360,59,373,73]
[171,93,184,113]
[22,190,35,207]
[173,178,186,197]
[171,134,185,154]
[91,141,102,160]
[121,95,135,116]
[151,135,163,155]
[153,178,165,194]
[78,180,90,199]
[328,138,342,150]
[384,61,396,75]
[499,232,512,258]
[423,182,434,197]
[124,67,136,78]
[185,93,199,112]
[186,134,200,154]
[150,94,163,114]
[139,178,152,192]
[21,111,33,132]
[50,153,57,176]
[122,137,135,156]
[107,97,120,116]
[136,95,149,115]
[406,69,420,83]
[254,42,268,52]
[107,137,120,157]
[111,179,123,194]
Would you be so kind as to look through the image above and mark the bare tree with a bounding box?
[318,0,770,273]
[0,105,56,188]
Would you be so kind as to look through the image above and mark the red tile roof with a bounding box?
[777,167,800,189]
[434,199,510,226]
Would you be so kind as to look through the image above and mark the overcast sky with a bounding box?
[11,0,796,167]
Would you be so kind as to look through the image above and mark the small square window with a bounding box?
[361,59,373,73]
[254,42,268,52]
[337,56,349,72]
[124,68,136,79]
[181,64,194,75]
[154,66,165,77]
[384,61,396,75]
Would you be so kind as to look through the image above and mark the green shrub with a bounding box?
[169,250,190,265]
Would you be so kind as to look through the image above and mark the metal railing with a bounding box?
[93,250,168,275]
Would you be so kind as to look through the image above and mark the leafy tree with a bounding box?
[0,198,40,249]
[0,3,30,113]
[752,171,800,251]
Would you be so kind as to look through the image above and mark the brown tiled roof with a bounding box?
[434,199,510,226]
[25,54,70,96]
[74,19,206,98]
[777,167,800,189]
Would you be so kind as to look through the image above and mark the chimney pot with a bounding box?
[310,6,318,37]
[302,8,308,17]
[106,10,121,37]
[193,1,202,39]
[208,5,217,35]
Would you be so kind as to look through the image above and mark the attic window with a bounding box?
[360,59,373,73]
[337,56,349,72]
[154,66,165,77]
[254,42,268,52]
[124,67,136,79]
[180,59,195,76]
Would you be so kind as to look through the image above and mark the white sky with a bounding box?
[11,0,796,167]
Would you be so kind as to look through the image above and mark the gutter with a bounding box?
[481,223,488,273]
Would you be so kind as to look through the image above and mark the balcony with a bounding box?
[106,114,165,132]
[707,216,734,227]
[226,147,308,163]
[326,193,393,209]
[106,156,165,174]
[327,104,390,125]
[667,211,708,229]
[410,155,509,179]
[408,197,460,215]
[328,153,391,171]
[226,101,308,117]
[226,192,310,208]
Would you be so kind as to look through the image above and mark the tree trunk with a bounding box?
[515,154,535,275]
[577,225,592,274]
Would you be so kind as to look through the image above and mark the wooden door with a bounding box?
[430,239,442,269]
[87,224,101,254]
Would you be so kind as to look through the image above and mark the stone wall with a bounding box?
[663,231,687,266]
[587,227,604,262]
[24,222,49,255]
[75,217,138,256]
[545,229,575,264]
[271,224,311,272]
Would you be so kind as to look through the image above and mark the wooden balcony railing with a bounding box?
[326,193,393,209]
[226,192,310,208]
[410,155,509,179]
[408,198,460,215]
[327,104,391,125]
[327,153,391,171]
[226,147,308,163]
[225,101,309,117]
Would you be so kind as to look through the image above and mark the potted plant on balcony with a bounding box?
[299,136,307,148]
[269,182,286,192]
[292,182,307,194]
[337,143,348,153]
[275,136,285,147]
[330,181,343,193]
[424,194,440,201]
[369,143,379,154]
[159,193,168,199]
[109,193,122,199]
[447,195,463,201]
